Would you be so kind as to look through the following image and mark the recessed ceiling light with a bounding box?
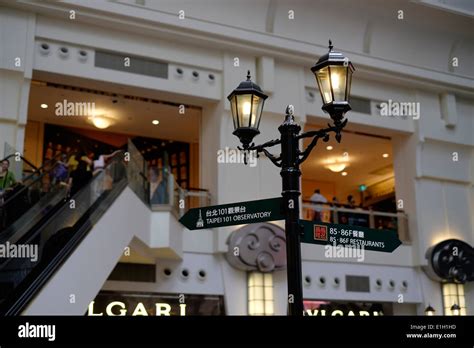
[383,153,389,158]
[40,104,48,109]
[326,146,333,150]
[152,120,159,125]
[341,171,348,176]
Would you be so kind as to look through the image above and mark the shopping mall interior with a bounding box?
[1,0,472,319]
[0,76,402,314]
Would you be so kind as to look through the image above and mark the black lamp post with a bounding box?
[227,41,354,316]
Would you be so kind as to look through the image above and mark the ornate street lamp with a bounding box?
[227,40,354,316]
[424,304,435,316]
[311,40,354,132]
[227,71,268,149]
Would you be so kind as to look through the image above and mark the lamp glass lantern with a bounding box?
[227,71,268,148]
[311,40,355,124]
[451,303,461,316]
[424,305,435,316]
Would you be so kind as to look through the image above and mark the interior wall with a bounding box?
[189,142,199,189]
[23,120,44,167]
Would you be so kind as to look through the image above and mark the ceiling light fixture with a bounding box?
[341,171,348,176]
[327,163,346,172]
[152,120,159,125]
[324,156,349,172]
[383,153,389,158]
[89,115,113,129]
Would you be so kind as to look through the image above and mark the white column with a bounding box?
[0,8,35,157]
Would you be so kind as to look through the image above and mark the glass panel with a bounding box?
[256,99,266,130]
[250,94,263,129]
[346,67,353,101]
[230,95,238,130]
[264,300,274,315]
[236,94,252,128]
[315,67,332,104]
[127,139,149,205]
[3,143,22,181]
[328,65,348,102]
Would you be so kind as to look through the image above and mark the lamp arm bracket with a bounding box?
[260,148,282,167]
[296,119,348,165]
[237,139,282,167]
[249,139,282,167]
[251,138,281,152]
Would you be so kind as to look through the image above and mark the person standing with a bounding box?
[310,189,328,222]
[0,159,16,191]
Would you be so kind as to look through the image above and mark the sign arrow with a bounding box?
[179,197,284,230]
[301,220,402,253]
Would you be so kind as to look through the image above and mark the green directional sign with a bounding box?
[301,220,402,253]
[179,197,284,230]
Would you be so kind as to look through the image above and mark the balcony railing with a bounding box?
[302,201,410,244]
[126,139,211,218]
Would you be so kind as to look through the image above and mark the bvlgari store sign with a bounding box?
[303,300,392,316]
[87,291,225,316]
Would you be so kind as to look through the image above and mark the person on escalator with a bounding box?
[0,159,17,230]
[88,150,122,202]
[0,159,16,191]
[91,149,122,175]
[52,154,69,186]
[67,157,92,197]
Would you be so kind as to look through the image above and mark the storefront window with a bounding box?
[87,291,225,316]
[442,283,466,316]
[248,272,274,315]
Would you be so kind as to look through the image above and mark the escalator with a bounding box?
[0,154,130,315]
[0,152,69,240]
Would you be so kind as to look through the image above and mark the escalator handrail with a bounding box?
[1,154,39,173]
[1,151,79,215]
[2,179,128,316]
[1,167,53,208]
[3,150,125,245]
[0,156,127,315]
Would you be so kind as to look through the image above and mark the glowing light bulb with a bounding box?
[331,73,340,90]
[243,102,251,116]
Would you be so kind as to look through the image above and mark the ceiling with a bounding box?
[28,82,201,143]
[301,122,394,198]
